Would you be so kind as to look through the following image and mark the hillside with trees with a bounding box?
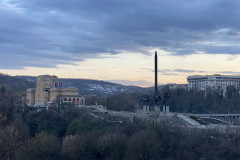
[0,74,34,93]
[16,75,143,96]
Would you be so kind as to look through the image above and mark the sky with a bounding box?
[1,0,240,87]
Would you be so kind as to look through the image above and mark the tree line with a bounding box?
[87,86,240,113]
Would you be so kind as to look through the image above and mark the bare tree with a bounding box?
[0,91,29,160]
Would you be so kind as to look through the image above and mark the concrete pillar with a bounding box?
[82,98,85,105]
[143,105,149,113]
[165,106,169,114]
[146,105,149,113]
[154,106,160,112]
[163,105,166,114]
[143,105,146,112]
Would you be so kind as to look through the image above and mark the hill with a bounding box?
[0,73,34,92]
[15,75,143,96]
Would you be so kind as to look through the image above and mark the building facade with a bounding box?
[187,74,240,91]
[26,75,85,107]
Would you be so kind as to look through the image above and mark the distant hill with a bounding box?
[15,76,143,96]
[0,74,34,92]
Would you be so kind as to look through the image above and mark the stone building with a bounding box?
[187,74,240,92]
[26,75,85,107]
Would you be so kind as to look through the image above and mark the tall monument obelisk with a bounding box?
[154,51,161,106]
[155,50,158,95]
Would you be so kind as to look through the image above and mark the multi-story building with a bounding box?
[187,74,240,91]
[35,75,58,105]
[26,75,85,107]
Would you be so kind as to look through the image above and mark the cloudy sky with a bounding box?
[1,0,240,87]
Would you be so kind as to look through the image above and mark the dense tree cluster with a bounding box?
[2,86,240,159]
[160,86,240,113]
[93,86,240,113]
[104,92,141,111]
[2,104,240,160]
[86,92,142,111]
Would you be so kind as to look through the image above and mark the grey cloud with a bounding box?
[160,73,178,76]
[140,68,154,72]
[1,0,240,69]
[158,69,172,73]
[174,69,206,73]
[0,53,83,69]
[142,68,207,75]
[219,71,240,74]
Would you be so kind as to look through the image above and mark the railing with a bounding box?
[189,113,240,125]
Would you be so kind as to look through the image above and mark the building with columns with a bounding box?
[26,75,85,107]
[187,74,240,92]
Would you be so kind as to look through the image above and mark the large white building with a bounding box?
[187,74,240,91]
